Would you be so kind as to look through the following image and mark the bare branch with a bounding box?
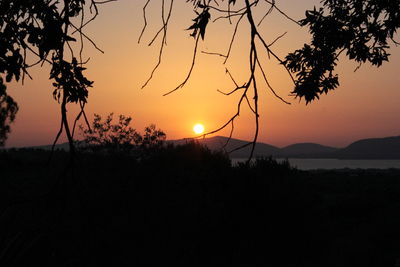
[138,0,151,43]
[217,85,246,96]
[222,120,235,149]
[224,12,245,64]
[258,0,275,26]
[142,0,174,89]
[163,33,200,96]
[70,23,105,54]
[228,141,253,154]
[268,31,287,47]
[93,0,118,4]
[225,68,239,87]
[140,0,304,160]
[213,12,244,23]
[256,32,296,85]
[201,50,227,58]
[72,101,91,138]
[264,0,301,26]
[256,58,291,104]
[244,95,256,113]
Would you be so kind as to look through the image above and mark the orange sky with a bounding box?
[6,0,400,148]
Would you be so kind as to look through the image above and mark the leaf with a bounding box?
[187,8,211,40]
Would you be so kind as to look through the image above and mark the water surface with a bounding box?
[232,158,400,170]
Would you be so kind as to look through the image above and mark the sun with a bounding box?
[193,123,205,135]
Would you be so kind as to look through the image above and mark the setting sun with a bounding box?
[193,123,205,135]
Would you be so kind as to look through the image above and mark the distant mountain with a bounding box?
[172,137,339,158]
[10,135,400,159]
[172,135,400,159]
[200,136,280,158]
[335,136,400,159]
[279,143,338,158]
[170,136,280,158]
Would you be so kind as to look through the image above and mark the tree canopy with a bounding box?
[0,0,103,151]
[285,0,400,103]
[0,0,399,156]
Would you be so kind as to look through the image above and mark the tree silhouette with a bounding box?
[0,0,113,154]
[0,0,399,158]
[140,0,400,158]
[79,113,141,153]
[79,113,166,154]
[285,0,400,103]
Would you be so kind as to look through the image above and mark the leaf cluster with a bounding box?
[0,0,97,147]
[185,0,238,40]
[0,78,18,146]
[285,0,400,103]
[0,0,84,82]
[187,6,211,40]
[51,56,93,104]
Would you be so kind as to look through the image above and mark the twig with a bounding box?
[224,13,245,64]
[138,0,151,43]
[256,58,290,104]
[264,0,301,26]
[163,34,200,96]
[201,50,227,58]
[142,0,174,89]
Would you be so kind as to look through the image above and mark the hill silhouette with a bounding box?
[335,136,400,159]
[16,135,400,159]
[279,143,338,158]
[172,135,400,159]
[192,136,280,158]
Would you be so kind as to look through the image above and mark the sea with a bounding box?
[231,158,400,170]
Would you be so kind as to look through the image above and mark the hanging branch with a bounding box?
[163,34,200,96]
[138,0,151,43]
[0,0,113,157]
[140,0,174,89]
[48,0,113,160]
[199,0,294,159]
[141,0,301,160]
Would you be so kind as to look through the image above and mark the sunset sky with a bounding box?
[6,0,400,148]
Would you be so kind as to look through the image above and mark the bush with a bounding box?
[78,113,166,155]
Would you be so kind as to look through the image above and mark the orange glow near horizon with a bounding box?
[4,0,400,148]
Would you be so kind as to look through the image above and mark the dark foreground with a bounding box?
[1,144,400,266]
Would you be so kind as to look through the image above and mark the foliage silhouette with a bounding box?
[79,113,166,155]
[138,123,167,150]
[0,0,112,152]
[0,78,18,146]
[284,0,400,103]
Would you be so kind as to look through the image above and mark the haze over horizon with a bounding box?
[5,0,400,148]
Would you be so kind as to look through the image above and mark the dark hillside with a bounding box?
[336,136,400,159]
[279,143,338,158]
[1,145,400,266]
[172,136,280,158]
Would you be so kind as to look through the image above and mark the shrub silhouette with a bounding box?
[79,113,166,155]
